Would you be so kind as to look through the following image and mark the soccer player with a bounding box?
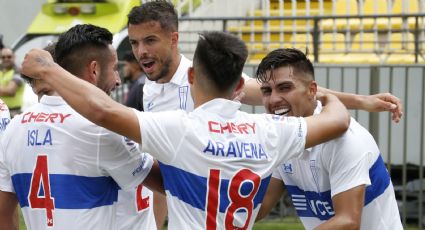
[255,48,403,229]
[21,30,352,229]
[0,25,161,229]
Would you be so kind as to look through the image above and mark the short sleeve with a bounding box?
[271,167,283,180]
[265,115,307,164]
[321,128,372,197]
[0,143,13,193]
[98,128,154,190]
[136,109,186,163]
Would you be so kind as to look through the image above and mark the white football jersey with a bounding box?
[0,96,153,230]
[140,54,253,229]
[114,140,156,230]
[0,99,11,136]
[136,98,307,229]
[273,102,403,230]
[143,54,194,112]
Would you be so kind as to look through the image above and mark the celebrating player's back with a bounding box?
[0,98,153,229]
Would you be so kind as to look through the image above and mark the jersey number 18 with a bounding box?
[206,168,261,230]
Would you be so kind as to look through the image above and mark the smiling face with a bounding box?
[128,21,179,84]
[260,66,317,117]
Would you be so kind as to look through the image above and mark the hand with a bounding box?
[21,48,55,80]
[362,93,403,123]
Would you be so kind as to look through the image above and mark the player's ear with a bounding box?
[309,80,317,99]
[188,67,194,85]
[87,60,99,84]
[171,31,179,48]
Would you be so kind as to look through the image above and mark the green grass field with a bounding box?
[18,211,421,230]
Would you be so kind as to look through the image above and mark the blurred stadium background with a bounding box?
[2,0,425,229]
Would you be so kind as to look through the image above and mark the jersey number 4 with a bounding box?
[28,155,55,227]
[206,168,261,230]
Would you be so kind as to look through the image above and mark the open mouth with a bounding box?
[141,60,155,73]
[274,107,290,116]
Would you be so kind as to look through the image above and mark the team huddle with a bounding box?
[0,1,404,230]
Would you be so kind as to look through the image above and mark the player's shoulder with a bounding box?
[321,117,379,156]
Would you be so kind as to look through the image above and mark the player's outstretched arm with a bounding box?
[318,86,403,123]
[255,177,285,222]
[243,80,403,123]
[315,185,365,230]
[240,78,263,105]
[305,94,350,149]
[21,48,141,143]
[0,191,18,230]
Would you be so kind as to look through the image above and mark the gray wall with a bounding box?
[0,0,45,47]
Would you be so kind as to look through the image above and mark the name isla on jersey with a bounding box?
[21,112,72,146]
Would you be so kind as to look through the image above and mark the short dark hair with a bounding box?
[256,48,315,84]
[55,24,113,76]
[128,0,178,32]
[193,31,248,93]
[122,51,137,63]
[22,43,56,85]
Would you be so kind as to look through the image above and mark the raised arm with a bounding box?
[21,48,141,143]
[305,93,350,149]
[240,78,262,105]
[243,79,403,123]
[318,86,403,123]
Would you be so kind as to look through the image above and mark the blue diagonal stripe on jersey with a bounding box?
[364,154,390,205]
[12,174,119,209]
[286,185,334,220]
[286,154,391,220]
[159,162,271,212]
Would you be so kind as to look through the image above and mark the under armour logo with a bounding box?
[283,163,293,174]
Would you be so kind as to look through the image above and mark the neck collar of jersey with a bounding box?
[40,95,66,106]
[169,54,192,86]
[195,98,241,118]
